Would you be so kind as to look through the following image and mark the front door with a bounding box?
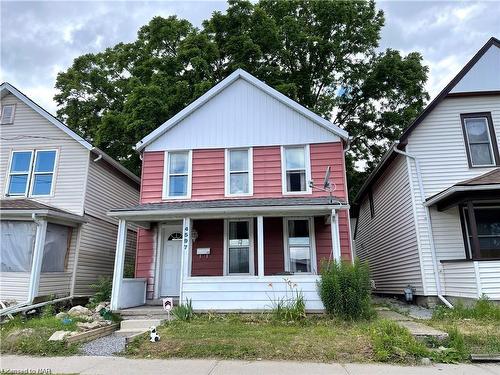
[160,229,183,297]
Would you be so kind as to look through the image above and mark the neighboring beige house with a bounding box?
[353,37,500,306]
[0,82,139,314]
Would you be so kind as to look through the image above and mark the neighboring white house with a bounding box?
[353,37,500,305]
[0,82,139,314]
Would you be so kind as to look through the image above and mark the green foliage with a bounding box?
[371,320,429,363]
[41,303,55,318]
[172,299,194,322]
[427,326,469,364]
[433,296,500,321]
[318,259,373,320]
[88,276,112,308]
[0,315,79,355]
[268,280,306,322]
[55,0,429,198]
[124,261,135,278]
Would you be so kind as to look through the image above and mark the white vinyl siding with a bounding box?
[356,155,424,294]
[145,79,340,151]
[0,272,30,301]
[0,94,89,215]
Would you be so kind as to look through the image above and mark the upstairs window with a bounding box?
[6,150,57,197]
[282,145,311,194]
[1,104,15,124]
[164,151,191,199]
[226,148,252,196]
[461,113,499,167]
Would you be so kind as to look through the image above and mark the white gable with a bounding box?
[450,44,500,94]
[146,77,340,151]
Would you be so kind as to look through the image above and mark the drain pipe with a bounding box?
[392,144,453,309]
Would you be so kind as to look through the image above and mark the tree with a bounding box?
[55,0,428,198]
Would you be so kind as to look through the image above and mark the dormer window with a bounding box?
[6,149,57,197]
[1,104,15,124]
[461,113,499,168]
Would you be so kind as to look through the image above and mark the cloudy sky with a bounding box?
[1,0,499,115]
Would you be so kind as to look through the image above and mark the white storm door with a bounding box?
[160,236,182,297]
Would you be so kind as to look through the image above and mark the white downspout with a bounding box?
[392,144,453,309]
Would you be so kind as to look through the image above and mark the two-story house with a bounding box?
[0,83,139,315]
[108,69,352,312]
[353,37,500,306]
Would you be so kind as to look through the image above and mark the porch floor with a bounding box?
[116,305,171,320]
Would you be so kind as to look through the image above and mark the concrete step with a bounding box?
[145,298,179,306]
[118,307,170,320]
[120,319,163,331]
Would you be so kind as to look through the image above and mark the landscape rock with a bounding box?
[68,305,92,317]
[5,329,34,345]
[95,302,109,313]
[48,330,71,341]
[56,312,68,319]
[420,357,432,366]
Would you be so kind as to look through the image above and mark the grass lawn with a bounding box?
[0,313,81,356]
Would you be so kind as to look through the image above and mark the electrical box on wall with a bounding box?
[196,248,210,255]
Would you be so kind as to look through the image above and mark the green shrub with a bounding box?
[41,303,55,318]
[124,261,135,278]
[371,320,429,363]
[433,296,500,321]
[428,326,469,363]
[267,279,307,322]
[318,258,373,320]
[88,276,112,308]
[172,299,194,322]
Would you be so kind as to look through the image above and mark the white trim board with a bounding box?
[135,69,349,151]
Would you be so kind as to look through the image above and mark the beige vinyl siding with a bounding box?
[0,93,89,215]
[0,273,30,301]
[37,224,79,298]
[355,155,423,294]
[74,216,136,296]
[84,156,139,224]
[405,95,500,296]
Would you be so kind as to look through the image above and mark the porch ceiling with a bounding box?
[108,196,348,222]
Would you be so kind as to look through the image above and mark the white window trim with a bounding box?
[282,217,317,275]
[223,218,255,276]
[5,148,58,198]
[162,150,192,200]
[281,145,312,195]
[464,117,496,167]
[224,147,253,197]
[1,104,16,125]
[29,149,59,197]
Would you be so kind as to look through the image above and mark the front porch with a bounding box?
[108,197,351,312]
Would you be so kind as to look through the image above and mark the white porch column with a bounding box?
[257,216,265,277]
[330,209,342,261]
[179,217,192,303]
[27,218,48,302]
[110,219,127,311]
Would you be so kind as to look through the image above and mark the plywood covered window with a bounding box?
[6,149,57,197]
[461,113,499,168]
[225,148,253,196]
[282,145,311,194]
[164,150,192,199]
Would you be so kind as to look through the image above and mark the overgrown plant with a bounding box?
[267,279,306,322]
[318,259,373,320]
[172,299,194,322]
[433,296,500,321]
[88,277,112,308]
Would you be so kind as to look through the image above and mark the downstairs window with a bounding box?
[462,205,500,259]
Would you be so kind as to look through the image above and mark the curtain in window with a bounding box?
[0,221,37,272]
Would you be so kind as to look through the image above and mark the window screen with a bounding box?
[0,221,37,272]
[41,224,70,272]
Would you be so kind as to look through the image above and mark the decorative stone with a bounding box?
[68,305,92,317]
[95,302,108,313]
[420,358,432,366]
[55,312,68,319]
[48,331,71,341]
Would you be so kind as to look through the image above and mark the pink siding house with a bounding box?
[109,69,352,312]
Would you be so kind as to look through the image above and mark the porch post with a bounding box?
[330,209,342,262]
[257,216,264,277]
[180,218,192,303]
[110,219,127,311]
[466,201,481,259]
[28,218,48,302]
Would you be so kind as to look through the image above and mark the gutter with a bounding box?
[425,184,500,207]
[392,143,453,309]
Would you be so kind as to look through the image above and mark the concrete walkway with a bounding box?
[1,355,499,375]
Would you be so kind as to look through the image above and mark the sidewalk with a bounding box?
[1,355,499,375]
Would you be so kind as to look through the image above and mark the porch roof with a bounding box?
[425,168,500,210]
[0,199,87,224]
[108,196,348,222]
